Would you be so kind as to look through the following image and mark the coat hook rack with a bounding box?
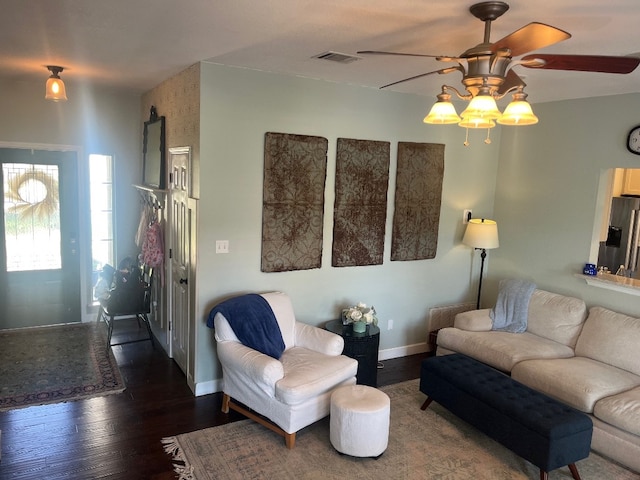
[133,184,165,209]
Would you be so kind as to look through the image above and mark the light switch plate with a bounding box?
[216,240,229,253]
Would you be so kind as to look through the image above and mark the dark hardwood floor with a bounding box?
[0,319,428,479]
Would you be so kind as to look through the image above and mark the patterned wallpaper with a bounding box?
[141,63,201,198]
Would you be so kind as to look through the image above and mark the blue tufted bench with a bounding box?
[420,354,593,480]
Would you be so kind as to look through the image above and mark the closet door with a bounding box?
[168,147,192,378]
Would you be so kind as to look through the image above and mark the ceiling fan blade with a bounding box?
[358,50,459,60]
[380,67,460,89]
[521,54,640,74]
[498,69,526,95]
[491,22,571,57]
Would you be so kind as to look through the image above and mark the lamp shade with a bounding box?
[463,218,499,249]
[497,100,538,125]
[424,100,461,124]
[45,66,67,102]
[460,94,501,121]
[458,117,496,129]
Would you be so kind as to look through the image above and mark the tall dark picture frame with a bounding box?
[142,106,166,189]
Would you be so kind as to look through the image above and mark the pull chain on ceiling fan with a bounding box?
[357,1,640,145]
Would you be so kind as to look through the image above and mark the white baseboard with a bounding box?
[194,378,223,397]
[193,342,429,397]
[378,342,428,361]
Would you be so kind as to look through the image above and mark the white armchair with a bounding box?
[212,291,358,448]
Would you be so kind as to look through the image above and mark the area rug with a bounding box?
[163,379,639,480]
[0,322,125,411]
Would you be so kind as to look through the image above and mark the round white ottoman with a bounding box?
[330,384,390,458]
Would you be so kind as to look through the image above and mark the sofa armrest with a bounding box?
[294,321,344,356]
[454,308,493,331]
[217,340,284,396]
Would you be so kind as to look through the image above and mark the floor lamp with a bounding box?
[463,218,499,309]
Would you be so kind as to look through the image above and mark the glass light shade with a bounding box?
[497,100,538,125]
[458,117,496,129]
[460,94,501,121]
[424,101,461,124]
[45,76,67,102]
[462,218,499,249]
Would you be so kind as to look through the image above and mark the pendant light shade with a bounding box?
[423,88,461,124]
[458,117,496,129]
[497,87,538,125]
[45,66,67,102]
[460,91,501,122]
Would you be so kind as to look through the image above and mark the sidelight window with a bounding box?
[89,154,115,283]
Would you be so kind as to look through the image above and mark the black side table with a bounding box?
[325,319,380,387]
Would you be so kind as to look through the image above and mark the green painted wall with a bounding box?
[491,93,640,314]
[195,63,501,388]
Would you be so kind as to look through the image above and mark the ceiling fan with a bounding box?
[357,1,640,132]
[358,1,639,94]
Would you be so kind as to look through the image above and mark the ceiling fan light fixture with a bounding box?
[45,65,67,102]
[423,90,461,124]
[497,87,538,125]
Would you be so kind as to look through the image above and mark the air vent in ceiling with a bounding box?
[313,51,361,64]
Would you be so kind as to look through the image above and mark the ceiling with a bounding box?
[3,0,639,104]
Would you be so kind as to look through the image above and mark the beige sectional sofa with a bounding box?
[436,289,640,473]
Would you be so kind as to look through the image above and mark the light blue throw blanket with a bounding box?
[490,279,536,333]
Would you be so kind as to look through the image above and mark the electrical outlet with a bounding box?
[463,209,473,224]
[216,240,229,254]
[388,319,394,330]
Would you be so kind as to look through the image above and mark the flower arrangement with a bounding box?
[342,302,378,327]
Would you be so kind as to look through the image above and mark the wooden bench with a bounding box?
[420,354,593,480]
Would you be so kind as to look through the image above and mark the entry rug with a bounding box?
[0,322,125,411]
[162,379,638,479]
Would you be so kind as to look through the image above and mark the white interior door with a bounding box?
[169,147,192,376]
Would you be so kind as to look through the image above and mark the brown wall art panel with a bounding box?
[391,142,445,261]
[332,138,390,267]
[261,132,328,272]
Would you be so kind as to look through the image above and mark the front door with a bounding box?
[0,148,80,329]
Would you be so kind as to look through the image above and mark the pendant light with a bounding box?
[45,66,68,102]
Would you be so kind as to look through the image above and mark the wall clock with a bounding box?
[628,125,640,155]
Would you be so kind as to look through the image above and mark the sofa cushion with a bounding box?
[525,290,587,347]
[454,309,493,331]
[276,347,358,405]
[575,307,640,376]
[436,329,575,373]
[593,386,640,437]
[512,357,640,413]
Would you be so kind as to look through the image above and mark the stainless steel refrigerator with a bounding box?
[598,196,640,277]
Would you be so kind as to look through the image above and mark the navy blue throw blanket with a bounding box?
[207,294,285,359]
